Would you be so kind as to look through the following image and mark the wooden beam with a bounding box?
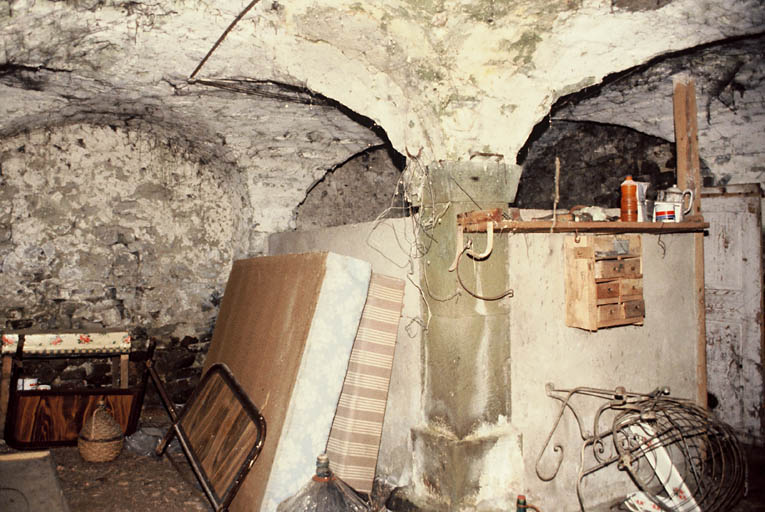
[459,218,708,234]
[120,354,129,389]
[456,208,503,225]
[692,234,706,408]
[111,356,120,387]
[674,77,702,214]
[674,76,707,409]
[0,355,11,429]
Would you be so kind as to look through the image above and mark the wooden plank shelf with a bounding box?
[460,218,709,234]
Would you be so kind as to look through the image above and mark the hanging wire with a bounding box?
[189,0,263,81]
[551,156,561,233]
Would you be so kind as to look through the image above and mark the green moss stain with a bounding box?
[349,2,366,13]
[432,92,479,118]
[416,63,445,83]
[499,31,543,66]
[401,0,447,18]
[461,0,513,23]
[500,103,518,115]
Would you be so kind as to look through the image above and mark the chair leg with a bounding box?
[146,360,179,455]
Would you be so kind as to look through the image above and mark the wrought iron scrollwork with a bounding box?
[535,383,746,512]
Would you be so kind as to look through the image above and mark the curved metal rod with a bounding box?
[590,401,618,465]
[454,244,514,301]
[576,438,593,512]
[447,225,465,272]
[543,385,745,512]
[576,436,624,512]
[535,385,589,481]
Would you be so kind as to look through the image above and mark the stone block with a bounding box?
[410,420,523,511]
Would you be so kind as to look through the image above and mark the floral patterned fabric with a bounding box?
[1,332,132,355]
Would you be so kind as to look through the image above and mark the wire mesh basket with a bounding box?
[536,384,747,511]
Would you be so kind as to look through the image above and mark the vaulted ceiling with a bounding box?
[2,0,764,233]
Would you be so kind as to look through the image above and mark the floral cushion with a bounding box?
[1,332,132,355]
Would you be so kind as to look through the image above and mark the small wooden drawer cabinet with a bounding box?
[565,234,644,331]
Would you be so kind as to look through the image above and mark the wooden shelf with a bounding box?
[456,208,708,234]
[461,219,709,234]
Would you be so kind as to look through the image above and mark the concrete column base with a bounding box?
[404,420,525,511]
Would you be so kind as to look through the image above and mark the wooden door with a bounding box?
[702,184,763,444]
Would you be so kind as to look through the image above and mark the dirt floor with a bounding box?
[1,404,212,512]
[51,446,210,512]
[47,442,765,512]
[1,401,763,512]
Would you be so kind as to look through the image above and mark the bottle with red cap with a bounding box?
[620,175,638,222]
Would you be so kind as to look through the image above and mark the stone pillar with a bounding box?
[404,160,524,510]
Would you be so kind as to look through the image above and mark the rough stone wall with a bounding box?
[0,123,247,399]
[515,121,684,209]
[0,69,385,255]
[554,35,765,191]
[0,0,763,504]
[296,147,406,231]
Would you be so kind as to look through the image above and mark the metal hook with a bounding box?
[448,222,495,272]
[448,225,465,272]
[467,222,494,260]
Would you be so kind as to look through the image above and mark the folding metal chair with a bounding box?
[147,361,267,511]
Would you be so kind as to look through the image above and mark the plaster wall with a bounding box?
[268,218,424,489]
[217,0,764,165]
[507,230,698,510]
[269,214,700,510]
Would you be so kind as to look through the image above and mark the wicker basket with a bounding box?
[78,400,124,462]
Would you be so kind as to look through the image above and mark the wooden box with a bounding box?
[565,234,644,331]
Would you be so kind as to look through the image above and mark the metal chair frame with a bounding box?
[148,361,266,512]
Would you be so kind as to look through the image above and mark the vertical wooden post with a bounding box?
[0,355,11,428]
[120,353,129,389]
[111,356,120,387]
[674,77,702,214]
[673,76,707,408]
